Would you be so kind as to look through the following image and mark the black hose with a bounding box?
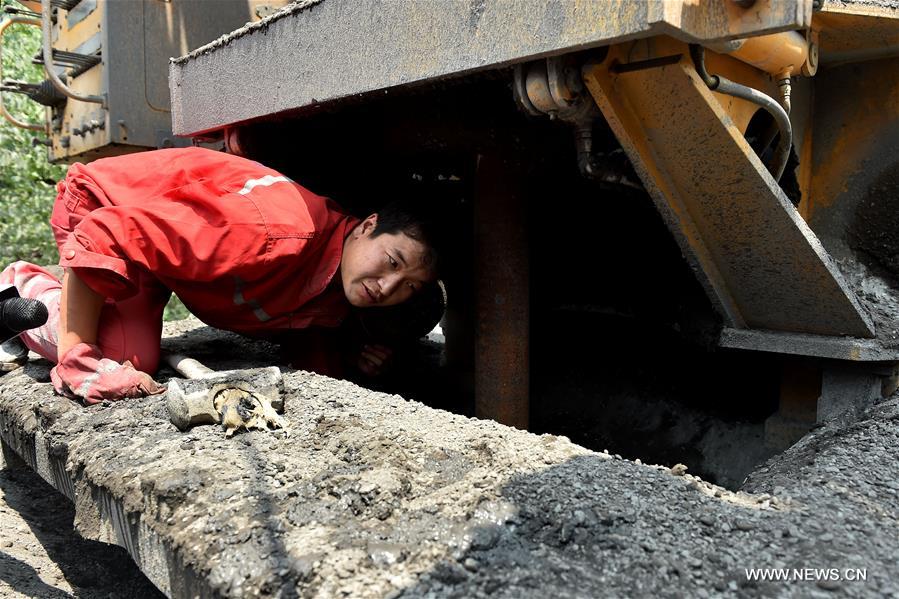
[714,76,792,182]
[689,44,718,89]
[689,45,792,182]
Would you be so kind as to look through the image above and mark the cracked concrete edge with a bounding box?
[0,422,205,598]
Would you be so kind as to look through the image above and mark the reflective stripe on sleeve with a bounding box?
[233,276,272,322]
[236,175,293,196]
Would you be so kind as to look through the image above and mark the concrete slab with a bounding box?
[1,318,898,597]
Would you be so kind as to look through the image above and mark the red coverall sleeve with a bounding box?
[57,191,269,300]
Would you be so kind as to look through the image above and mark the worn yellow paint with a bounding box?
[705,48,780,133]
[46,0,107,161]
[726,31,809,76]
[582,41,747,327]
[581,37,875,337]
[806,63,899,218]
[57,1,103,52]
[604,36,779,134]
[815,7,899,65]
[662,0,811,40]
[797,114,815,221]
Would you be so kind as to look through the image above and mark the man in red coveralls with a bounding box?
[0,147,440,404]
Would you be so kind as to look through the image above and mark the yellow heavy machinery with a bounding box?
[4,0,899,458]
[1,0,289,162]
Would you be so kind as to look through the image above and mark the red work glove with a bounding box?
[356,343,394,377]
[50,343,165,405]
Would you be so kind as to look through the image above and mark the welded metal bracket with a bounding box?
[582,39,874,340]
[720,327,899,362]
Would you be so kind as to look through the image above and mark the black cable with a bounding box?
[689,45,792,182]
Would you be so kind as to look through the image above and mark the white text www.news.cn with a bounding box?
[745,568,867,582]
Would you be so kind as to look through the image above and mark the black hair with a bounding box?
[370,196,444,273]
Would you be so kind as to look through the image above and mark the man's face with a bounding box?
[340,215,435,308]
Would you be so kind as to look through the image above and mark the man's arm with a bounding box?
[58,268,104,361]
[52,268,164,403]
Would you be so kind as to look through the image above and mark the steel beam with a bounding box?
[719,328,899,362]
[765,356,885,450]
[474,155,529,430]
[582,40,874,339]
[815,1,899,65]
[169,0,811,137]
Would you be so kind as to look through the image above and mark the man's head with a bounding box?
[340,199,441,308]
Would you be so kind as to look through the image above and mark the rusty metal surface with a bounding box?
[169,0,811,136]
[583,42,874,339]
[474,155,529,430]
[815,4,899,65]
[805,57,899,249]
[720,328,899,361]
[799,56,899,351]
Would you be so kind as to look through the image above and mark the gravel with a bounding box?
[0,317,896,598]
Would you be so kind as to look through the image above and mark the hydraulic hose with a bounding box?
[40,0,104,106]
[689,45,792,182]
[714,76,792,182]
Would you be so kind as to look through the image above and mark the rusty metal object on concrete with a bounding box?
[582,40,874,339]
[169,0,810,137]
[474,155,529,430]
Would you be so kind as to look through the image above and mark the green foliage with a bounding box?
[0,0,64,267]
[163,296,191,321]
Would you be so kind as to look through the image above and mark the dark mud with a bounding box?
[0,318,897,598]
[835,254,899,348]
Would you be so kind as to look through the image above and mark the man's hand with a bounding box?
[51,343,165,404]
[356,343,394,377]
